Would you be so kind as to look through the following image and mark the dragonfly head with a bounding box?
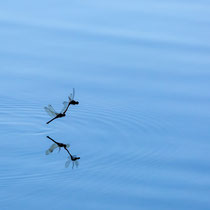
[70,100,79,105]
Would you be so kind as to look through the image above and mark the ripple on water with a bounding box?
[0,97,173,135]
[60,103,177,175]
[69,102,174,136]
[0,97,176,188]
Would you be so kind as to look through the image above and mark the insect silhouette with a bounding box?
[46,136,80,168]
[44,88,79,124]
[46,136,70,154]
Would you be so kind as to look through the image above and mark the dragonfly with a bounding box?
[44,88,79,124]
[45,136,70,155]
[46,136,80,168]
[65,155,80,169]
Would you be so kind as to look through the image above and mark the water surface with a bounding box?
[0,1,210,209]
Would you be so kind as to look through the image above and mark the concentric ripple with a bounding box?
[0,96,176,184]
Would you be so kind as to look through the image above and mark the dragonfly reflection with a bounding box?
[44,88,79,124]
[46,136,80,168]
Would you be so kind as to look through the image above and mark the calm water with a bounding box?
[0,1,210,209]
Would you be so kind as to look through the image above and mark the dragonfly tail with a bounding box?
[46,117,57,124]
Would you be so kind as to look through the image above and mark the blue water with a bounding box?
[0,1,210,209]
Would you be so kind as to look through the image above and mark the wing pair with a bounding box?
[68,88,75,102]
[44,105,58,117]
[44,88,75,117]
[45,143,70,155]
[65,155,79,168]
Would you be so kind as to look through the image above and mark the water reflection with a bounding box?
[46,136,80,168]
[44,88,79,124]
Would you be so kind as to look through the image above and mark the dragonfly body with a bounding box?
[46,113,65,124]
[46,136,80,168]
[44,88,79,124]
[46,136,68,149]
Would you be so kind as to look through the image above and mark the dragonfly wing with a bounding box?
[68,94,72,102]
[65,157,71,168]
[72,88,75,100]
[45,143,58,155]
[61,101,68,113]
[48,105,58,114]
[75,160,79,167]
[44,107,57,117]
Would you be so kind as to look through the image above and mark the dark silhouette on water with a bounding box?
[46,136,69,151]
[46,113,65,125]
[44,88,79,124]
[46,136,80,168]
